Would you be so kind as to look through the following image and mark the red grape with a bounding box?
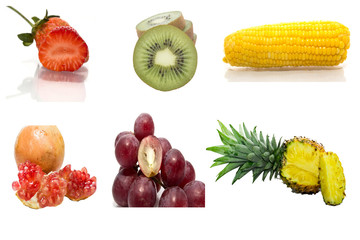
[159,186,188,207]
[115,131,133,147]
[115,134,139,167]
[112,167,138,207]
[128,175,157,207]
[138,171,162,192]
[179,161,196,188]
[184,180,205,207]
[161,149,185,187]
[134,113,154,141]
[158,137,172,160]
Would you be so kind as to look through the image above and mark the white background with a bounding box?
[0,0,359,239]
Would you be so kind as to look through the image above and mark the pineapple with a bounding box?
[319,152,346,206]
[281,137,324,194]
[207,121,346,205]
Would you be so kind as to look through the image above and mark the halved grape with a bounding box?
[161,149,185,187]
[128,175,157,207]
[115,134,139,167]
[138,135,162,177]
[184,180,205,207]
[112,167,138,207]
[134,113,154,141]
[159,186,188,207]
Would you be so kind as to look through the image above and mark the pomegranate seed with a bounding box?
[12,181,20,191]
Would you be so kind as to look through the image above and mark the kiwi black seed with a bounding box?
[136,11,185,38]
[133,25,197,91]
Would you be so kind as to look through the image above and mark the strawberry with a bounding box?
[38,26,89,72]
[8,6,89,72]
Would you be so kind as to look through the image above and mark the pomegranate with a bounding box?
[12,161,67,209]
[12,161,96,209]
[14,126,65,173]
[59,164,97,201]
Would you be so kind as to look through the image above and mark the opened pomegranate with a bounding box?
[59,164,97,201]
[14,125,65,173]
[37,172,67,208]
[13,161,96,208]
[12,161,67,209]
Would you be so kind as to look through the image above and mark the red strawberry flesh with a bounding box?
[35,17,70,48]
[38,26,89,72]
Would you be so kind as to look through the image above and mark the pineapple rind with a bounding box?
[319,152,346,206]
[280,136,324,194]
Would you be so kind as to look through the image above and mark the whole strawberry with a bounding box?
[8,6,89,72]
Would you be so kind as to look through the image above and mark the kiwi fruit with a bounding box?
[183,20,193,39]
[136,11,185,37]
[133,25,197,91]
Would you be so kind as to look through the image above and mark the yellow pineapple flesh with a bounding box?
[281,137,324,194]
[319,152,346,206]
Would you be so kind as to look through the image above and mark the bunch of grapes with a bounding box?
[112,113,205,207]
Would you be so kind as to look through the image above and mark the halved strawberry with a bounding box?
[35,17,70,48]
[38,26,89,72]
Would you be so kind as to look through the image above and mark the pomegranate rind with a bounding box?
[14,125,65,173]
[16,193,41,209]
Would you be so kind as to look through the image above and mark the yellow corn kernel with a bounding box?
[223,21,350,68]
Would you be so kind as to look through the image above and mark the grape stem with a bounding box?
[151,176,166,189]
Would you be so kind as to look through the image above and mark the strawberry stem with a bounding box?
[7,6,34,27]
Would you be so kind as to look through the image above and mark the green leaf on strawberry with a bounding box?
[8,6,59,47]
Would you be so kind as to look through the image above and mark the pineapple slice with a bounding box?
[319,152,346,206]
[281,137,324,194]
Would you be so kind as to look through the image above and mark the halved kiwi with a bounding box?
[183,20,193,39]
[133,25,197,91]
[136,11,185,37]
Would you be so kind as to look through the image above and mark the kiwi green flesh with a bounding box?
[136,11,185,37]
[133,25,197,91]
[183,20,194,39]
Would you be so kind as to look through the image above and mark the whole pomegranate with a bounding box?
[14,126,65,173]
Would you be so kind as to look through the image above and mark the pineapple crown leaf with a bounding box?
[207,121,285,184]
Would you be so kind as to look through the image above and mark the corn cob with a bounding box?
[223,21,350,68]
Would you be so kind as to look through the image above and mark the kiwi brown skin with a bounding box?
[133,25,197,91]
[136,11,186,38]
[183,20,194,39]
